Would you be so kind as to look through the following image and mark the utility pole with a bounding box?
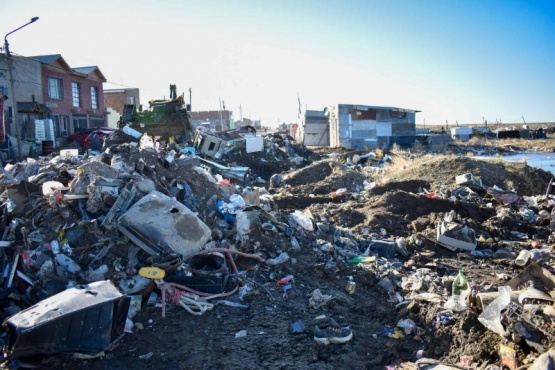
[188,88,192,111]
[4,16,39,162]
[297,92,301,118]
[239,104,242,121]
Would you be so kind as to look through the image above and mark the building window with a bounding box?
[91,86,99,109]
[48,77,63,100]
[72,82,81,107]
[129,96,135,105]
[52,115,60,138]
[89,115,104,128]
[72,115,87,130]
[61,116,70,137]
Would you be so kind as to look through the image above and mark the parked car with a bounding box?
[66,128,98,150]
[83,128,116,151]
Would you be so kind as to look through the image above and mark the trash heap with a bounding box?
[0,131,314,361]
[268,152,555,369]
[1,141,555,369]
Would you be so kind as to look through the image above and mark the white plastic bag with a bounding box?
[443,295,467,312]
[478,286,511,336]
[291,210,314,231]
[236,211,250,243]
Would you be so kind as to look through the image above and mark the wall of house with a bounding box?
[103,89,140,116]
[330,105,416,149]
[0,55,43,136]
[42,63,106,125]
[106,107,119,128]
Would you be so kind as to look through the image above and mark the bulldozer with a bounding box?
[119,84,193,142]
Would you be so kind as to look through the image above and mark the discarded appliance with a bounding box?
[117,191,211,256]
[2,280,130,360]
[165,253,230,293]
[436,221,477,251]
[101,183,137,230]
[192,125,262,159]
[455,173,483,187]
[199,157,251,183]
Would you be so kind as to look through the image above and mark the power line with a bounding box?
[6,51,185,103]
[8,51,141,91]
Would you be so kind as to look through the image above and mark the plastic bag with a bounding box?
[444,295,467,312]
[229,194,246,209]
[236,211,250,243]
[478,286,511,336]
[291,210,314,231]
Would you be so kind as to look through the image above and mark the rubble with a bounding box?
[0,133,555,369]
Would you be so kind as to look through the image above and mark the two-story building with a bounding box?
[31,54,108,146]
[1,53,108,158]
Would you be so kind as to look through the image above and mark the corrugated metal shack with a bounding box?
[301,104,419,149]
[303,110,331,146]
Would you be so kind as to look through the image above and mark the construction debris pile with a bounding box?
[0,132,555,369]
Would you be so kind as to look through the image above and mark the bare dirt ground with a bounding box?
[4,139,555,370]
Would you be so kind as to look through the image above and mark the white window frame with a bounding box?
[91,86,99,109]
[72,82,81,107]
[48,76,63,100]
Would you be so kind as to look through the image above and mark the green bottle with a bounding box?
[452,269,470,298]
[349,256,376,264]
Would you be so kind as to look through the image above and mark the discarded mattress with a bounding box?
[2,280,130,360]
[117,191,211,256]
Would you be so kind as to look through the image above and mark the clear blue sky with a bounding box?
[3,0,555,127]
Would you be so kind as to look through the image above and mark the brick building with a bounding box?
[31,54,108,145]
[189,110,233,131]
[103,88,141,128]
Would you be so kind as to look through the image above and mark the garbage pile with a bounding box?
[0,130,316,362]
[1,141,555,369]
[267,152,555,368]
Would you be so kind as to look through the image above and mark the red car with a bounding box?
[66,128,98,150]
[83,128,116,151]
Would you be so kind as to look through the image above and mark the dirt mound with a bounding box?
[282,160,368,195]
[383,155,553,195]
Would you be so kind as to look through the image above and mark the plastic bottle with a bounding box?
[515,249,530,266]
[349,256,376,264]
[50,240,60,255]
[346,276,356,294]
[290,236,301,251]
[452,270,470,299]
